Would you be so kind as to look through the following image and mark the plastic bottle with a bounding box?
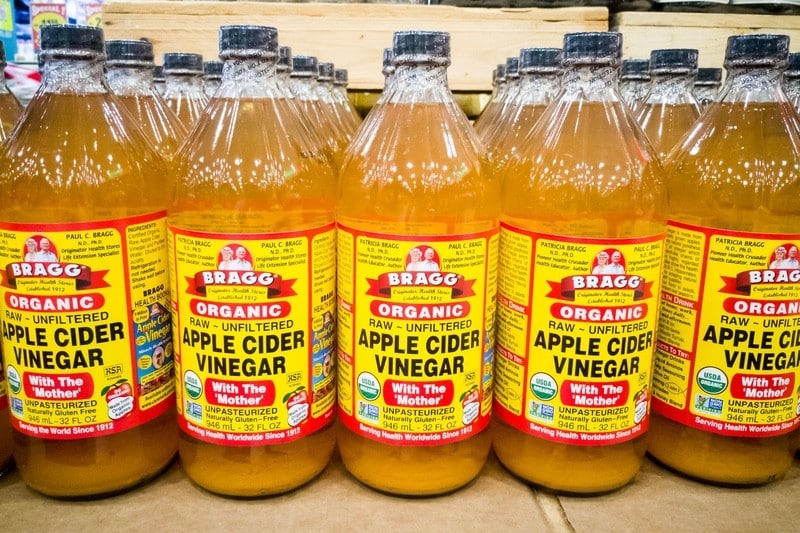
[782,53,800,111]
[0,42,17,470]
[635,48,701,162]
[337,30,499,496]
[0,47,16,472]
[484,47,562,166]
[161,52,208,129]
[203,60,223,98]
[169,25,337,497]
[276,45,294,97]
[105,39,187,160]
[619,58,650,110]
[316,61,356,139]
[334,68,363,128]
[153,65,165,95]
[493,32,666,494]
[0,41,22,141]
[472,63,505,135]
[476,56,519,140]
[289,55,348,171]
[648,33,800,486]
[0,24,176,497]
[693,67,722,109]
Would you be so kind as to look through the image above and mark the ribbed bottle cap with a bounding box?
[620,58,649,80]
[519,48,561,73]
[163,52,203,73]
[382,48,394,75]
[649,48,698,72]
[318,62,334,81]
[204,60,223,79]
[496,63,506,82]
[278,45,292,72]
[785,53,800,77]
[505,57,520,78]
[694,67,722,85]
[562,32,622,66]
[218,25,278,59]
[292,55,318,77]
[392,31,450,65]
[106,39,154,66]
[724,34,789,68]
[40,24,104,55]
[334,68,348,85]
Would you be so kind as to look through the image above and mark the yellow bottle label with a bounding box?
[652,221,800,436]
[337,225,498,445]
[495,224,665,445]
[0,213,174,439]
[169,224,336,446]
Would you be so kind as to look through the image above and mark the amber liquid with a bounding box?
[163,89,208,131]
[114,94,187,160]
[649,101,800,485]
[486,103,548,167]
[0,90,29,474]
[0,91,22,142]
[0,92,177,497]
[637,103,700,163]
[0,404,12,474]
[170,96,337,497]
[294,98,348,172]
[497,101,666,494]
[338,101,499,496]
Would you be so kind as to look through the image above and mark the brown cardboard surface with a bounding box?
[0,451,797,532]
[0,453,556,532]
[561,458,800,532]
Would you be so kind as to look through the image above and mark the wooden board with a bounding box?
[612,11,800,67]
[101,2,608,91]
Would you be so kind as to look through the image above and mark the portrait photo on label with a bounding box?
[406,245,441,272]
[22,235,59,263]
[218,244,254,271]
[591,248,626,275]
[768,243,800,270]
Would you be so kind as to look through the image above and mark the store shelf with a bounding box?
[100,2,608,91]
[0,451,798,531]
[611,11,800,67]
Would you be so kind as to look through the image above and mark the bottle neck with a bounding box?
[0,70,10,95]
[41,57,107,94]
[106,66,156,96]
[561,64,620,102]
[217,57,282,98]
[517,71,561,104]
[165,73,204,91]
[387,62,451,104]
[644,71,697,104]
[289,75,320,101]
[316,79,338,104]
[721,66,786,103]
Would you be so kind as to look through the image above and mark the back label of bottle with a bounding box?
[169,224,336,446]
[337,226,498,446]
[495,224,664,445]
[652,221,800,436]
[0,213,174,439]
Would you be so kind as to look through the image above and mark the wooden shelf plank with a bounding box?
[101,2,608,91]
